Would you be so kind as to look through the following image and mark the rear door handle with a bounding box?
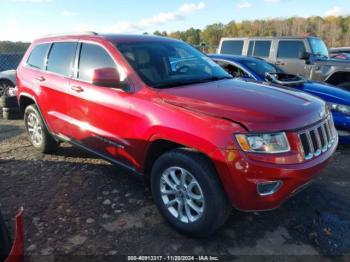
[35,76,46,82]
[275,61,285,66]
[71,85,84,93]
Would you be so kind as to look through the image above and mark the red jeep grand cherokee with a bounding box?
[17,33,338,236]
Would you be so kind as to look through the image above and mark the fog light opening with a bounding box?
[257,181,283,196]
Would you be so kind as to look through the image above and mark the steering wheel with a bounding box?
[176,65,190,74]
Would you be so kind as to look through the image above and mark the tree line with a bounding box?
[1,16,349,54]
[153,16,350,52]
[0,41,30,53]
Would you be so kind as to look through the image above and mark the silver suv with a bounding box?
[217,36,350,89]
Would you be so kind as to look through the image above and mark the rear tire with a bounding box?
[2,107,22,120]
[0,96,17,108]
[24,105,59,153]
[0,80,14,97]
[151,148,231,237]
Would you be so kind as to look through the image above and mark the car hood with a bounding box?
[157,79,326,132]
[301,81,350,106]
[315,57,350,67]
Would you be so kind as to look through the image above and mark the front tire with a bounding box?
[151,148,231,237]
[24,105,59,153]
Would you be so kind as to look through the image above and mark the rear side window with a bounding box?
[78,43,116,82]
[277,41,306,59]
[47,42,77,76]
[27,43,50,69]
[220,40,244,55]
[247,41,271,57]
[253,41,271,57]
[248,41,254,56]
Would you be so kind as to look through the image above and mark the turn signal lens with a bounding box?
[236,134,251,151]
[235,132,290,153]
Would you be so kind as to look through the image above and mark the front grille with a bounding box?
[299,115,337,160]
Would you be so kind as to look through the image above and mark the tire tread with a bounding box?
[151,148,231,237]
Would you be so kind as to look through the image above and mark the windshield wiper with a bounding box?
[198,76,233,82]
[153,76,233,88]
[315,53,328,58]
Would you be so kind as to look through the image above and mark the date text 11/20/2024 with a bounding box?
[127,255,220,261]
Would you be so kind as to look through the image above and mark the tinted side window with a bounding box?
[215,60,248,78]
[27,43,50,69]
[78,43,116,82]
[247,41,271,57]
[254,41,271,57]
[47,42,77,76]
[277,41,306,59]
[220,40,244,55]
[247,41,254,56]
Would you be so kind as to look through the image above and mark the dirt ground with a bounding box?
[0,119,350,261]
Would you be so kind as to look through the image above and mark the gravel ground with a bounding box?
[0,119,350,261]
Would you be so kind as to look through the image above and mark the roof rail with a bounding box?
[44,31,99,37]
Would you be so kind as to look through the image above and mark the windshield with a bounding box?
[116,41,232,88]
[240,59,284,79]
[308,38,329,58]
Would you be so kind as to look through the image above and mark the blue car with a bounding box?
[209,54,350,145]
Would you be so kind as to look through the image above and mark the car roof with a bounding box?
[103,34,180,43]
[220,36,318,40]
[33,32,181,44]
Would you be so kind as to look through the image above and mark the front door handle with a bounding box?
[275,61,285,66]
[71,85,84,93]
[35,76,46,82]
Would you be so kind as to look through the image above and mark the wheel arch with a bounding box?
[142,138,220,186]
[18,94,36,113]
[0,78,15,86]
[325,71,350,86]
[18,93,52,134]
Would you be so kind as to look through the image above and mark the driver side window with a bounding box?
[78,43,127,85]
[215,61,248,78]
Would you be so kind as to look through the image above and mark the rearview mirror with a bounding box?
[92,67,122,88]
[299,51,311,60]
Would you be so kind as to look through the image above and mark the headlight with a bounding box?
[328,102,350,115]
[235,132,290,153]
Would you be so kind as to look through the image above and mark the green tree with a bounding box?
[201,23,224,52]
[165,15,350,48]
[0,41,30,53]
[184,28,201,45]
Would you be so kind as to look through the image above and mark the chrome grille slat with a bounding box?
[320,125,328,152]
[321,124,328,145]
[305,132,314,159]
[329,118,336,140]
[327,119,332,138]
[314,128,322,156]
[325,121,331,144]
[298,115,337,160]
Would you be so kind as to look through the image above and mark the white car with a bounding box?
[0,70,16,96]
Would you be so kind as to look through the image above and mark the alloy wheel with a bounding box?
[160,166,205,223]
[27,112,43,147]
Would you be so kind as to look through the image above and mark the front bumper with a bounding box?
[210,136,338,211]
[333,112,350,145]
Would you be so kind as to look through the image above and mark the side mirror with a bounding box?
[299,51,311,60]
[92,67,122,88]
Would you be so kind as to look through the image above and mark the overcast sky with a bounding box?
[1,0,349,41]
